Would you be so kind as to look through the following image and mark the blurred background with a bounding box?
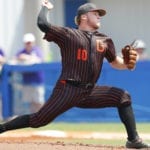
[0,0,150,122]
[0,0,150,61]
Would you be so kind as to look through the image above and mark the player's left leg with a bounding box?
[76,85,150,149]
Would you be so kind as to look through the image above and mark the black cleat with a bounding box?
[126,138,150,149]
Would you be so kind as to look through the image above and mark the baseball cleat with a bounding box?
[126,138,150,149]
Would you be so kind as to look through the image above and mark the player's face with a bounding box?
[25,42,34,51]
[136,48,144,55]
[86,11,101,29]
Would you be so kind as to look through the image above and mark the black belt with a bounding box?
[61,79,94,89]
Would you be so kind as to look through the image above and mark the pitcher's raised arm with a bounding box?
[37,0,54,33]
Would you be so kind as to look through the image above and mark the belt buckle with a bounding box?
[66,79,79,87]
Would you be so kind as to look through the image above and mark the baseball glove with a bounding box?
[122,45,137,70]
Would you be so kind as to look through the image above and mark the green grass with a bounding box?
[19,122,150,146]
[25,122,150,133]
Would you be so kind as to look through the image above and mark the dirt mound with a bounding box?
[0,130,149,150]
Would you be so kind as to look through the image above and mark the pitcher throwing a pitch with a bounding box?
[0,0,149,149]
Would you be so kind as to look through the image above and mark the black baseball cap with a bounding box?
[77,3,106,17]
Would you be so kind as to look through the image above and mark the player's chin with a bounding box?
[95,23,101,29]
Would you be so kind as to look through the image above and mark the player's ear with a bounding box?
[81,14,87,20]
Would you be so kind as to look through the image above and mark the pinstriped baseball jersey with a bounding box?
[29,8,132,128]
[29,25,131,128]
[44,26,116,83]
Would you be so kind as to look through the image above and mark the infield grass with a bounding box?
[24,122,150,146]
[26,122,150,133]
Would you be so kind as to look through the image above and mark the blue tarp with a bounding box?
[1,61,150,122]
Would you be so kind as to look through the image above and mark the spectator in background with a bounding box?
[15,33,45,114]
[131,39,149,61]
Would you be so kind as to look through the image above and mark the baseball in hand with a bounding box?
[43,0,54,10]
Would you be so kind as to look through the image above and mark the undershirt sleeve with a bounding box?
[37,6,51,33]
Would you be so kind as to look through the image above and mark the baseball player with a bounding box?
[0,0,149,149]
